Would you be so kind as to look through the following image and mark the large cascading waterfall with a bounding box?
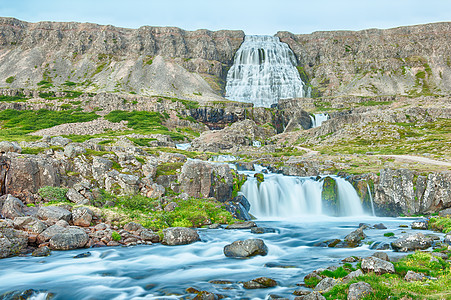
[225,35,305,107]
[240,171,366,218]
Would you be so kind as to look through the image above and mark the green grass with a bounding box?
[429,217,451,233]
[128,137,157,147]
[155,162,184,177]
[38,186,69,202]
[5,76,15,84]
[0,95,28,102]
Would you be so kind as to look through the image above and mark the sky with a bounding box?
[0,0,450,35]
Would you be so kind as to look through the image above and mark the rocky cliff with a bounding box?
[0,17,244,101]
[277,22,451,97]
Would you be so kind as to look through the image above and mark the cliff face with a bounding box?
[0,17,244,100]
[277,22,451,97]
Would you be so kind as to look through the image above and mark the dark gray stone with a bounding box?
[223,238,268,258]
[162,227,200,246]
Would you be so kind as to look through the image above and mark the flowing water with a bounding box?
[310,113,329,128]
[225,35,305,107]
[0,169,438,299]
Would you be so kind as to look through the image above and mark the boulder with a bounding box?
[64,144,86,158]
[391,233,433,252]
[347,282,373,300]
[72,207,93,227]
[372,252,390,262]
[1,195,25,219]
[314,277,338,293]
[343,269,364,283]
[444,234,451,245]
[50,136,72,146]
[373,223,387,229]
[300,292,326,300]
[140,230,160,243]
[0,227,28,258]
[411,220,428,230]
[344,227,366,247]
[32,246,51,257]
[223,238,268,258]
[13,216,47,234]
[251,227,276,234]
[361,256,395,274]
[49,228,89,250]
[162,227,200,246]
[37,206,72,222]
[439,208,451,217]
[37,224,66,244]
[242,277,277,289]
[92,156,113,182]
[0,141,21,153]
[404,270,425,281]
[226,221,256,229]
[124,222,145,232]
[66,188,89,205]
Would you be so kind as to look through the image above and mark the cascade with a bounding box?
[310,113,329,128]
[366,182,376,216]
[225,35,305,107]
[240,170,366,218]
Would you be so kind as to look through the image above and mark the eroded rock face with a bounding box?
[223,238,268,258]
[161,227,200,246]
[391,233,433,252]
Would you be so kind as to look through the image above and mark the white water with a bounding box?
[225,35,305,107]
[367,183,376,216]
[252,140,262,147]
[240,171,366,218]
[310,113,329,128]
[175,143,191,150]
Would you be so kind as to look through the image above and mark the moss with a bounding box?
[156,162,184,177]
[321,176,338,212]
[254,173,264,184]
[5,76,15,84]
[384,232,395,237]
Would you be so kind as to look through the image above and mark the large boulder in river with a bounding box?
[344,227,366,247]
[0,227,28,258]
[178,160,234,202]
[223,238,268,258]
[49,227,89,250]
[361,256,395,274]
[391,233,433,252]
[162,227,200,246]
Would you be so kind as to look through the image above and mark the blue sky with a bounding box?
[0,0,449,34]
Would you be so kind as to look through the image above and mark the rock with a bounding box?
[347,282,373,300]
[344,227,366,247]
[208,224,222,229]
[0,141,21,153]
[92,156,113,182]
[444,234,451,245]
[13,216,47,234]
[50,136,72,146]
[124,222,144,232]
[37,206,72,222]
[31,246,51,257]
[251,227,276,234]
[66,188,89,205]
[164,202,178,212]
[361,256,395,274]
[342,256,361,263]
[404,270,425,281]
[411,220,428,230]
[373,223,387,229]
[223,238,268,258]
[49,228,89,250]
[1,195,25,219]
[64,144,86,158]
[226,221,256,229]
[391,233,433,252]
[343,269,364,283]
[314,239,342,248]
[299,292,326,300]
[161,227,200,246]
[72,207,93,227]
[314,277,338,293]
[0,227,28,258]
[439,208,451,217]
[144,182,165,198]
[369,241,391,250]
[242,277,277,289]
[74,252,91,258]
[37,224,66,244]
[372,252,390,261]
[140,230,160,243]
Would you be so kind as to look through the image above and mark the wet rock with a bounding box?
[223,238,268,258]
[209,280,233,284]
[347,281,373,300]
[1,195,25,219]
[225,221,256,229]
[37,206,72,222]
[369,241,391,250]
[411,220,428,230]
[344,227,366,247]
[391,233,433,252]
[361,256,395,274]
[49,228,89,250]
[242,277,277,289]
[342,256,361,263]
[162,227,200,246]
[72,207,93,227]
[74,251,91,258]
[373,223,387,229]
[343,269,364,283]
[0,227,28,258]
[208,224,222,229]
[404,270,425,281]
[251,227,276,234]
[372,252,390,261]
[314,239,342,248]
[31,246,51,257]
[314,277,338,293]
[13,216,47,234]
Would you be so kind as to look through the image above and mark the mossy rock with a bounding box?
[254,173,264,184]
[321,176,338,215]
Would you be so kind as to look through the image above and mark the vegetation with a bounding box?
[5,76,15,84]
[38,186,69,202]
[429,217,451,233]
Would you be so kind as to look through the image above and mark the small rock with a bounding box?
[314,277,338,293]
[31,246,51,257]
[208,224,222,229]
[391,233,433,252]
[226,221,256,229]
[74,251,91,258]
[342,256,361,263]
[347,281,373,300]
[343,269,364,283]
[444,234,451,245]
[439,208,451,217]
[162,227,200,246]
[1,195,25,219]
[124,222,144,232]
[140,230,160,243]
[66,188,89,205]
[242,277,277,289]
[50,136,72,146]
[373,223,387,229]
[13,216,47,234]
[72,207,93,227]
[298,291,326,300]
[411,220,428,230]
[361,256,395,274]
[344,227,366,247]
[404,270,425,281]
[372,252,390,262]
[37,206,72,222]
[164,202,178,212]
[0,141,21,153]
[223,238,268,258]
[251,227,276,234]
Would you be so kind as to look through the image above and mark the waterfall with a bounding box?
[240,171,367,218]
[310,113,329,128]
[225,35,305,107]
[366,183,376,216]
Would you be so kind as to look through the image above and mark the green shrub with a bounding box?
[38,186,69,202]
[112,231,121,241]
[384,232,395,237]
[5,76,15,84]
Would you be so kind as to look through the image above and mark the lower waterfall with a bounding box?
[310,113,329,128]
[240,170,366,218]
